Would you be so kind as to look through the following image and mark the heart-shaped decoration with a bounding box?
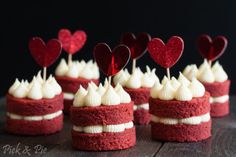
[29,37,62,67]
[58,28,87,54]
[148,36,184,68]
[120,32,151,59]
[93,43,130,76]
[197,34,227,61]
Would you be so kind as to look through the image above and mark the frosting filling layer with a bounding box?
[73,121,134,133]
[7,110,62,121]
[151,113,210,125]
[133,103,149,111]
[64,92,74,100]
[210,95,229,103]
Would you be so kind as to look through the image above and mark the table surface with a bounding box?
[0,97,236,157]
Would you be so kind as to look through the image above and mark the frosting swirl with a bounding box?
[55,59,99,79]
[113,66,158,89]
[9,72,62,99]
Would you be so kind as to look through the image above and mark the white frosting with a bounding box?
[83,125,103,134]
[66,63,79,78]
[210,95,229,103]
[115,84,131,103]
[73,86,88,107]
[42,81,56,99]
[103,124,125,133]
[84,85,101,107]
[64,92,74,100]
[55,59,69,76]
[151,112,210,125]
[184,60,228,83]
[55,59,99,79]
[8,78,20,95]
[102,85,120,105]
[96,83,106,96]
[133,103,149,111]
[157,81,175,100]
[178,73,190,86]
[150,80,163,99]
[175,83,193,101]
[9,72,62,99]
[73,121,134,133]
[113,66,158,89]
[12,80,28,98]
[183,64,198,81]
[7,110,62,121]
[27,77,43,100]
[73,82,131,107]
[125,70,142,89]
[150,73,206,101]
[198,64,215,83]
[212,62,228,82]
[188,78,205,97]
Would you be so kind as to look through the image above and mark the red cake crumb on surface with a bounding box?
[71,102,134,126]
[134,109,151,125]
[124,87,150,104]
[151,120,211,142]
[202,80,230,97]
[7,93,64,116]
[6,114,63,135]
[210,101,229,117]
[72,127,136,151]
[56,76,99,93]
[149,92,210,119]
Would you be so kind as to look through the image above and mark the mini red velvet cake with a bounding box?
[6,72,63,135]
[55,59,99,113]
[183,60,230,117]
[113,66,158,125]
[70,82,136,151]
[149,73,211,142]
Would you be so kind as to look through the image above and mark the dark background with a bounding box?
[0,0,234,96]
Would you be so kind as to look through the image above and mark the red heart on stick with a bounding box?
[197,34,227,61]
[93,43,130,76]
[29,37,62,67]
[148,36,184,68]
[121,32,151,59]
[58,28,87,54]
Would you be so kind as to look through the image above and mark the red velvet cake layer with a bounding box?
[210,101,229,117]
[72,127,136,151]
[7,93,64,116]
[202,80,230,97]
[71,102,134,126]
[124,87,150,104]
[63,99,73,114]
[151,120,211,142]
[56,76,99,93]
[149,92,210,118]
[134,109,151,125]
[6,114,63,135]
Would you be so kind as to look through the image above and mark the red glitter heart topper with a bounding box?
[120,32,151,59]
[29,37,62,67]
[148,36,184,68]
[93,43,131,76]
[197,34,228,61]
[58,28,87,54]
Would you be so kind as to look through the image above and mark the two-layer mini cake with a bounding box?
[183,60,230,117]
[149,73,211,142]
[55,59,99,113]
[70,81,136,151]
[6,72,63,135]
[113,66,158,125]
